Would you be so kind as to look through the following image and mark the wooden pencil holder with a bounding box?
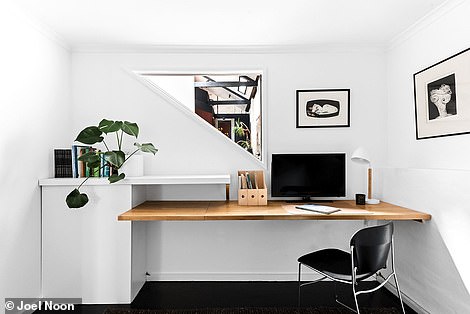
[237,170,267,206]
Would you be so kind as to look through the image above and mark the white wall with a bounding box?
[71,51,387,197]
[3,1,467,310]
[144,75,195,111]
[146,220,363,281]
[385,0,470,312]
[0,2,72,312]
[71,50,388,280]
[3,0,469,310]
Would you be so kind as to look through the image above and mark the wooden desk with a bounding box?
[114,200,430,301]
[118,200,431,222]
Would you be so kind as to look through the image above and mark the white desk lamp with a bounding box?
[351,147,380,205]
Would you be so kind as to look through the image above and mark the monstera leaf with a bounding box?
[66,189,89,208]
[134,142,158,155]
[75,126,103,145]
[121,121,139,138]
[67,119,157,209]
[104,151,125,168]
[108,173,125,184]
[78,150,102,169]
[78,151,100,163]
[98,119,123,134]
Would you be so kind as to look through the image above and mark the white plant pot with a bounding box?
[120,154,144,177]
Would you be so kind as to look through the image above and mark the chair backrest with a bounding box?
[349,222,393,275]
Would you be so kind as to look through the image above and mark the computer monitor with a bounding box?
[271,153,346,200]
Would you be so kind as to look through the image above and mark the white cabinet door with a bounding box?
[42,184,133,303]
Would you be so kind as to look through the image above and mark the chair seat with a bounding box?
[298,248,375,281]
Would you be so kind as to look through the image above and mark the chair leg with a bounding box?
[391,236,406,313]
[335,282,358,313]
[298,263,302,307]
[352,283,360,314]
[334,281,338,302]
[393,273,406,314]
[351,266,360,314]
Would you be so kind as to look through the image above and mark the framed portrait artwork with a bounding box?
[414,47,470,139]
[296,89,350,128]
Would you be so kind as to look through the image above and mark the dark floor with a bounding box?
[37,281,416,314]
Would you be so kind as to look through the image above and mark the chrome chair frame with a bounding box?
[297,227,405,314]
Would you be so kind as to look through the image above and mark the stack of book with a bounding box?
[54,149,73,178]
[53,146,112,179]
[71,145,111,178]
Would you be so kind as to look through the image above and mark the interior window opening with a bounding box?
[141,73,263,161]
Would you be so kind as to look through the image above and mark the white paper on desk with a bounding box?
[295,204,341,214]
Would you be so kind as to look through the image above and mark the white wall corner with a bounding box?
[387,0,466,51]
[378,277,431,314]
[5,1,71,52]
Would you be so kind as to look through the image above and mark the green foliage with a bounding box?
[109,173,126,183]
[233,120,247,138]
[104,150,126,168]
[99,119,123,134]
[121,121,139,137]
[134,142,158,155]
[237,140,251,149]
[75,126,103,145]
[233,119,251,150]
[66,119,157,209]
[66,189,89,208]
[78,151,101,164]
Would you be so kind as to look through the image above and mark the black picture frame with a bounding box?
[413,47,470,140]
[296,89,350,128]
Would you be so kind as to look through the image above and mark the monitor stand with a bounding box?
[285,197,333,203]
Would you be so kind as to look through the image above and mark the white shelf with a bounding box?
[39,174,231,186]
[126,175,230,185]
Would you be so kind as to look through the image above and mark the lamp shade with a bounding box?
[351,147,371,166]
[351,147,380,204]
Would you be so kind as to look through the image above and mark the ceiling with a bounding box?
[14,0,449,50]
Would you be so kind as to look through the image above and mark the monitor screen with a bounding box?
[271,153,346,198]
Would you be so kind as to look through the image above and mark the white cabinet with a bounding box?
[39,175,230,303]
[41,184,138,303]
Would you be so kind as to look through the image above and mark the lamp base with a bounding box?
[366,198,380,205]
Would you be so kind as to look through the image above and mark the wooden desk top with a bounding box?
[117,200,431,222]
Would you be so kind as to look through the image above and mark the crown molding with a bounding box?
[387,0,466,51]
[71,43,386,54]
[7,1,71,52]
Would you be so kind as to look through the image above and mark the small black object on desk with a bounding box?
[356,193,366,205]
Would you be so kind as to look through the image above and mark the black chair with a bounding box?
[297,222,405,313]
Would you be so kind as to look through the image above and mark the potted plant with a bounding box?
[233,119,252,152]
[66,119,157,208]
